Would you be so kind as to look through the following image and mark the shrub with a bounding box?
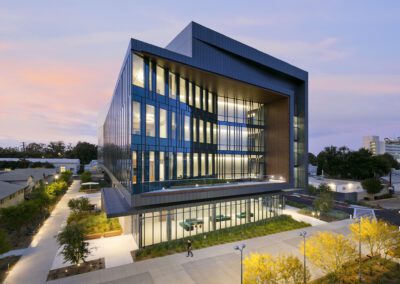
[57,223,91,265]
[80,171,92,183]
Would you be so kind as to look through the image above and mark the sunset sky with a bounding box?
[0,0,399,153]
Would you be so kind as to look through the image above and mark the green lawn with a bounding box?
[67,212,121,235]
[312,257,400,284]
[135,215,310,261]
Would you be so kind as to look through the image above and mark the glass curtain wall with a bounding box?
[130,54,272,193]
[139,194,284,247]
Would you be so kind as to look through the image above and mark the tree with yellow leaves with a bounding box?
[300,232,356,274]
[243,253,309,284]
[349,217,399,258]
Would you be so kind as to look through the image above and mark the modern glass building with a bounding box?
[99,22,308,248]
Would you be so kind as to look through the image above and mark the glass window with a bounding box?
[179,77,186,103]
[132,152,137,184]
[132,101,140,135]
[213,124,217,145]
[193,118,197,142]
[160,108,167,138]
[195,85,200,108]
[169,152,174,180]
[218,96,225,120]
[149,151,155,182]
[206,122,211,144]
[188,82,193,106]
[169,72,177,99]
[149,61,153,92]
[184,116,190,141]
[201,154,206,176]
[202,90,206,110]
[171,111,176,140]
[146,105,155,137]
[159,152,165,181]
[193,153,198,177]
[177,153,183,179]
[208,92,213,113]
[208,154,213,175]
[199,119,204,143]
[132,54,144,87]
[186,154,191,177]
[156,66,165,95]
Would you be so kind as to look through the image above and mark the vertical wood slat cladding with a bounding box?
[265,98,290,181]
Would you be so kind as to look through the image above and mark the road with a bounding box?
[284,193,400,226]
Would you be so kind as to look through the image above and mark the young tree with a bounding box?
[300,232,356,274]
[244,253,278,283]
[349,217,398,257]
[276,254,310,284]
[313,192,334,214]
[57,223,91,266]
[243,253,309,284]
[361,178,383,195]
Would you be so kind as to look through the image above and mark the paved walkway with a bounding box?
[48,219,354,284]
[51,234,137,270]
[4,180,82,284]
[283,205,327,226]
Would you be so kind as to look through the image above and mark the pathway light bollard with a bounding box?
[299,231,307,284]
[234,243,246,284]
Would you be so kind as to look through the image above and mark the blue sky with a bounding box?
[0,0,399,153]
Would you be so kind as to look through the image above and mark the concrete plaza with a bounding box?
[47,219,353,284]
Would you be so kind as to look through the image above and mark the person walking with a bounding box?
[187,240,193,257]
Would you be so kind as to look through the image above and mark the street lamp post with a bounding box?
[299,231,307,284]
[234,243,246,284]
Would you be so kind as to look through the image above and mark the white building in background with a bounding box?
[0,158,80,174]
[362,136,400,162]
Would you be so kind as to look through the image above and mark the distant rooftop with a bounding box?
[0,158,80,163]
[0,168,56,182]
[0,181,25,200]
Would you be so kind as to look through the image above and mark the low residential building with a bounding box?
[0,158,80,174]
[363,136,400,162]
[84,160,98,172]
[0,168,56,194]
[0,181,25,208]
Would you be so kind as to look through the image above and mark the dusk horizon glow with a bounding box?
[1,0,399,154]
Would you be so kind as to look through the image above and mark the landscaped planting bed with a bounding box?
[47,258,105,281]
[67,212,122,239]
[134,215,310,261]
[312,257,400,284]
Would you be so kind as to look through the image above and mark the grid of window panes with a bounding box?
[130,54,268,193]
[101,52,132,191]
[138,194,283,247]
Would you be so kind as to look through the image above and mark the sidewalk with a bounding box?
[4,180,82,284]
[48,219,353,284]
[283,205,327,226]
